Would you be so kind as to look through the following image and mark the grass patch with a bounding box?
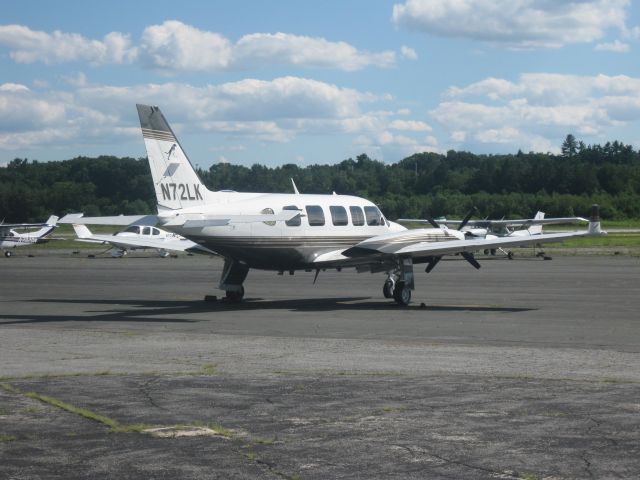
[24,391,151,433]
[200,364,217,376]
[0,383,21,394]
[551,234,640,248]
[0,434,16,442]
[190,420,234,438]
[25,392,122,431]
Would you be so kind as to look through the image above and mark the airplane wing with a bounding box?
[398,216,588,227]
[71,224,214,254]
[61,211,300,227]
[60,213,159,226]
[0,215,59,229]
[163,211,301,227]
[313,225,602,266]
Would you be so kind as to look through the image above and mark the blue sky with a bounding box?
[1,0,639,168]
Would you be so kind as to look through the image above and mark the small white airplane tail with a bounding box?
[32,215,58,238]
[72,224,93,239]
[136,104,213,210]
[528,211,545,235]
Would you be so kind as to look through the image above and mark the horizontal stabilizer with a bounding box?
[60,213,159,226]
[164,211,301,228]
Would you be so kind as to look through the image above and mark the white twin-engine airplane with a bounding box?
[61,105,604,305]
[67,220,215,257]
[0,215,58,257]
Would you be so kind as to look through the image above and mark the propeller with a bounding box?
[458,206,478,231]
[424,206,482,273]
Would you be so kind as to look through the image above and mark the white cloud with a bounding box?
[0,24,136,65]
[139,21,232,71]
[234,32,395,71]
[388,119,432,131]
[0,21,395,72]
[432,73,640,152]
[594,40,630,52]
[393,0,630,49]
[0,77,432,154]
[400,45,418,60]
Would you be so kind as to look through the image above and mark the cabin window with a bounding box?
[152,228,160,235]
[283,205,301,226]
[142,226,151,235]
[261,207,276,226]
[124,225,139,233]
[330,206,348,226]
[364,206,383,226]
[305,205,325,226]
[350,206,365,226]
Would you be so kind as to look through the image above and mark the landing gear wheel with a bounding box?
[383,279,395,299]
[393,282,411,306]
[225,286,245,302]
[5,250,12,257]
[507,251,514,260]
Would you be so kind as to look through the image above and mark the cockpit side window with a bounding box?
[152,228,160,235]
[142,226,151,235]
[349,206,365,226]
[364,206,383,226]
[124,225,139,234]
[305,205,325,226]
[330,206,348,226]
[283,205,301,226]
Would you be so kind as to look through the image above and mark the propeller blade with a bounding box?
[461,251,481,270]
[458,206,478,231]
[424,214,440,229]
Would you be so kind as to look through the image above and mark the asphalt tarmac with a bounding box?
[1,253,639,479]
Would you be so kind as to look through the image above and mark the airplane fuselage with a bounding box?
[157,191,409,270]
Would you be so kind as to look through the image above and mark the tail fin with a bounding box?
[136,104,213,210]
[32,215,58,239]
[72,224,92,239]
[528,211,545,235]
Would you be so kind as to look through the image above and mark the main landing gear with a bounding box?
[218,258,249,302]
[384,257,414,306]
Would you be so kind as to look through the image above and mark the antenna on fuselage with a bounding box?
[291,178,300,195]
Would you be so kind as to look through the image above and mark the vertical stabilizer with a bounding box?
[136,104,212,210]
[528,211,545,235]
[32,215,58,239]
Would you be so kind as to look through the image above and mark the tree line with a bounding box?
[1,137,639,222]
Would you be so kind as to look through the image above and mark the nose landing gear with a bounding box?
[384,257,414,306]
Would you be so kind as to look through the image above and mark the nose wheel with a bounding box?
[392,281,411,306]
[384,257,414,306]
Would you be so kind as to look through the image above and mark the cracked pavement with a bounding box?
[1,254,639,479]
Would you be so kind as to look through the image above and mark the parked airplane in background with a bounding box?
[400,211,588,239]
[399,211,588,259]
[60,105,605,305]
[0,215,58,257]
[67,219,214,257]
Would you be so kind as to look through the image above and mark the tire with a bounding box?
[225,286,245,302]
[383,279,394,298]
[393,282,411,306]
[5,250,12,257]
